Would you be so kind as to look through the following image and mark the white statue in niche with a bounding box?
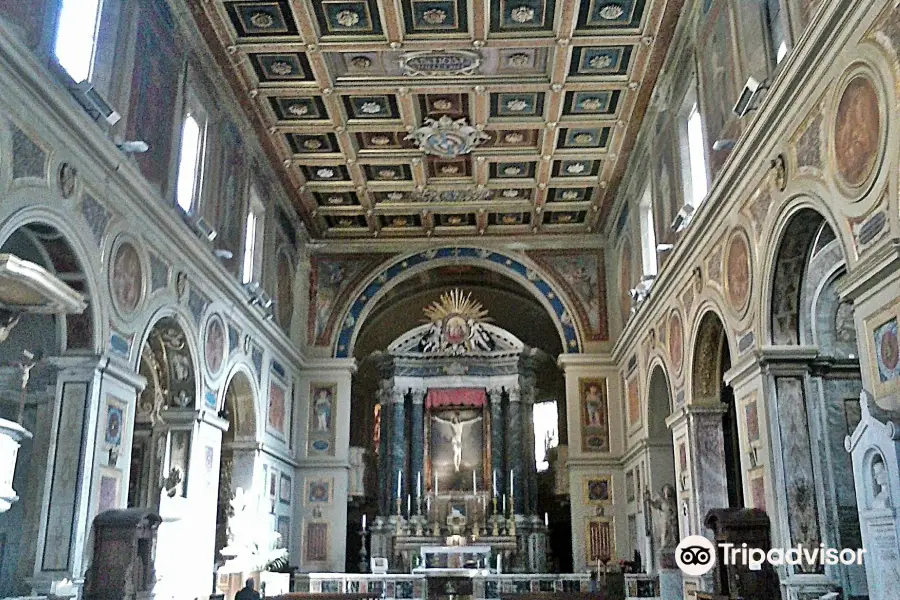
[871,455,892,509]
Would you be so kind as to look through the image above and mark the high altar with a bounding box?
[368,291,548,574]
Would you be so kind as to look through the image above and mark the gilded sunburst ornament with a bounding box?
[573,132,594,144]
[420,289,493,354]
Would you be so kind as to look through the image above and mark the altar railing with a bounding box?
[292,573,659,600]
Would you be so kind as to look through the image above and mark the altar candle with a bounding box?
[473,471,477,494]
[502,494,507,513]
[417,471,422,498]
[492,470,497,496]
[544,512,549,527]
[510,469,515,498]
[362,514,367,530]
[397,470,402,498]
[407,494,411,516]
[434,473,439,496]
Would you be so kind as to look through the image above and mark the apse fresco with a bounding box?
[429,408,484,491]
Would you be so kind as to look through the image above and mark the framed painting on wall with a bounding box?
[305,478,333,505]
[267,377,288,439]
[584,475,612,505]
[303,521,329,563]
[586,517,615,563]
[866,301,900,403]
[279,474,292,505]
[308,382,337,456]
[579,378,610,452]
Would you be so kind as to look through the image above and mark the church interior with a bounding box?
[0,0,899,599]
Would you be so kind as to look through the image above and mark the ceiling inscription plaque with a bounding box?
[400,50,481,77]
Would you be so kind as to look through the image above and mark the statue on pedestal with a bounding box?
[644,484,679,556]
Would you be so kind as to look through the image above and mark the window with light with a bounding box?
[175,114,204,213]
[54,0,104,82]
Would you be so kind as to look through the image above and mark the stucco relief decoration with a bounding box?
[276,250,294,329]
[406,115,490,159]
[668,310,683,373]
[419,289,494,354]
[400,50,481,77]
[204,315,226,377]
[626,375,641,431]
[267,377,287,438]
[58,162,77,198]
[529,250,609,341]
[580,378,610,453]
[724,229,752,315]
[832,73,882,190]
[110,239,144,315]
[618,238,633,322]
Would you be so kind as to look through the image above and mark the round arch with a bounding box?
[646,362,673,440]
[757,195,851,346]
[0,209,105,353]
[220,364,260,441]
[134,309,201,411]
[689,307,733,404]
[332,246,584,358]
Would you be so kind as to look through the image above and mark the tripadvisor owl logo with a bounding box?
[675,535,716,576]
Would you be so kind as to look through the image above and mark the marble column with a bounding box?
[376,379,393,516]
[390,388,407,508]
[489,387,505,503]
[410,389,426,510]
[506,386,524,514]
[519,356,539,514]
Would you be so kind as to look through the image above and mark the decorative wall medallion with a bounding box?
[204,314,226,377]
[874,317,900,383]
[668,310,683,372]
[406,116,490,159]
[110,240,143,315]
[58,162,77,198]
[724,229,752,315]
[400,50,481,77]
[833,73,882,190]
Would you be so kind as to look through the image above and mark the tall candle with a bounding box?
[510,469,515,498]
[407,494,411,516]
[397,470,402,498]
[362,514,367,530]
[473,471,477,494]
[417,471,422,498]
[492,470,497,496]
[434,473,439,496]
[544,512,549,527]
[502,494,507,513]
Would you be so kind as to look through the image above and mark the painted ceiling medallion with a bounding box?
[503,132,525,143]
[406,115,490,159]
[589,55,613,69]
[336,10,360,27]
[250,12,275,28]
[574,132,594,144]
[422,8,448,24]
[566,162,587,174]
[599,4,625,19]
[579,98,603,111]
[350,56,372,69]
[420,289,494,354]
[288,103,310,116]
[506,99,529,111]
[360,101,383,114]
[401,50,481,77]
[270,61,294,76]
[510,6,536,23]
[506,53,531,68]
[502,189,520,198]
[316,168,336,178]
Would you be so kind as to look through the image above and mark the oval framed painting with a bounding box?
[109,237,145,317]
[724,228,752,317]
[831,69,883,197]
[204,313,227,377]
[668,310,684,373]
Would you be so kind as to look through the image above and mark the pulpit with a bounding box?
[84,509,161,600]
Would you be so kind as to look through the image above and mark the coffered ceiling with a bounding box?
[192,0,681,240]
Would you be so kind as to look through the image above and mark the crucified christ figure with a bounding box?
[434,412,482,472]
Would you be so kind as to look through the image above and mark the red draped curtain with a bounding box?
[425,387,486,409]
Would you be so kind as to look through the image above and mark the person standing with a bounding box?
[235,578,260,600]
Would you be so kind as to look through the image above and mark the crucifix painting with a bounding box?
[430,407,484,491]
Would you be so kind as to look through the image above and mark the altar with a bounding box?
[368,291,548,574]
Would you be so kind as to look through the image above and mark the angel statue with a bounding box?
[644,484,679,551]
[433,412,482,472]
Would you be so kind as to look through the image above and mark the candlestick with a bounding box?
[492,469,497,496]
[362,514,367,530]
